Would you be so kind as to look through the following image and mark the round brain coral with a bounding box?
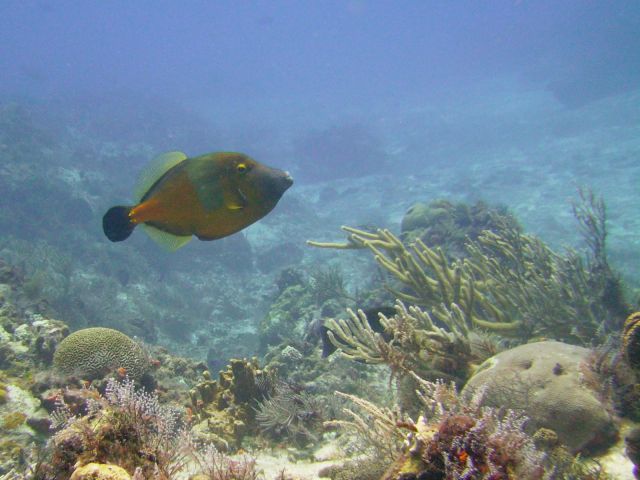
[53,327,149,381]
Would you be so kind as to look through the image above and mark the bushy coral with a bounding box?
[43,377,185,479]
[328,377,552,480]
[188,443,262,480]
[309,190,628,347]
[53,327,149,381]
[30,377,263,480]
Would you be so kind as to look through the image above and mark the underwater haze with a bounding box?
[1,1,640,478]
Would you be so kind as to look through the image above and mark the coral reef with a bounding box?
[400,199,519,259]
[318,457,388,480]
[309,191,628,345]
[322,301,486,386]
[188,443,262,480]
[29,377,265,480]
[461,341,618,453]
[258,263,363,354]
[53,327,150,381]
[189,358,276,449]
[308,225,522,334]
[38,377,186,479]
[327,377,553,480]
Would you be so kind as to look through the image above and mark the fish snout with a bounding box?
[257,166,293,200]
[270,168,293,193]
[282,170,294,189]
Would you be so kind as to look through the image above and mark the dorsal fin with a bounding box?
[134,151,188,202]
[141,224,192,251]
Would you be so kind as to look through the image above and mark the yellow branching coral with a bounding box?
[309,192,623,344]
[325,301,477,382]
[466,224,609,342]
[308,226,520,334]
[324,308,391,365]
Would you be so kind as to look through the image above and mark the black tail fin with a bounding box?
[103,206,135,242]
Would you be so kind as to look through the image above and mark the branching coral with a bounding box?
[324,301,477,383]
[309,190,626,345]
[188,443,262,480]
[309,226,520,334]
[324,391,406,463]
[46,377,187,479]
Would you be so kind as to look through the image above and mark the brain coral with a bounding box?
[53,327,148,381]
[461,341,617,453]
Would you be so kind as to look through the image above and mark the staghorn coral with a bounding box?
[53,327,149,381]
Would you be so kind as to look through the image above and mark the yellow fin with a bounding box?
[134,151,188,201]
[141,224,192,251]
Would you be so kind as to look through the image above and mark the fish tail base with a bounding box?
[103,206,135,242]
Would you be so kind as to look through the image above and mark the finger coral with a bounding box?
[53,327,149,381]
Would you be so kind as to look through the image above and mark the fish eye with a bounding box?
[236,163,247,173]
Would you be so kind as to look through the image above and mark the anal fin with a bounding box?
[141,224,192,251]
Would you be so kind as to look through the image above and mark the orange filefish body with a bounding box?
[103,151,293,250]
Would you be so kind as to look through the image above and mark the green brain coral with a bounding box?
[53,327,149,381]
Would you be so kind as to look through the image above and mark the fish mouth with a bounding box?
[283,171,294,188]
[275,170,293,191]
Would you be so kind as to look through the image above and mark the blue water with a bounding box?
[0,1,639,363]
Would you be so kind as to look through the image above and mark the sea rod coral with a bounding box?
[308,191,627,344]
[323,301,479,384]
